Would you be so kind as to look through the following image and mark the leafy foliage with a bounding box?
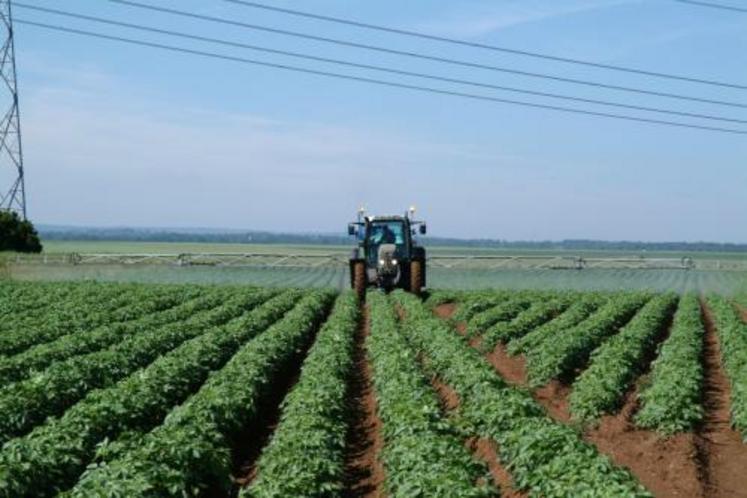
[366,291,493,498]
[569,293,678,422]
[0,211,42,253]
[635,295,705,434]
[0,285,213,385]
[466,294,534,338]
[525,293,650,387]
[244,292,359,497]
[0,288,272,445]
[0,282,163,356]
[393,291,650,497]
[452,290,512,322]
[479,295,574,352]
[65,290,334,497]
[0,290,300,498]
[506,293,606,356]
[705,295,747,438]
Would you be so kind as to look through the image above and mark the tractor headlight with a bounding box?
[392,259,398,265]
[379,259,385,265]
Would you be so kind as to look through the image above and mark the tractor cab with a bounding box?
[348,208,427,298]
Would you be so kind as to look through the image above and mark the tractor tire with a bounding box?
[353,261,366,301]
[409,260,423,296]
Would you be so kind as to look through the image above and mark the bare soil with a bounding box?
[432,302,747,498]
[343,306,386,498]
[585,387,705,498]
[431,374,526,497]
[469,438,528,498]
[697,301,747,498]
[738,304,747,323]
[432,377,460,411]
[433,302,457,320]
[485,344,526,386]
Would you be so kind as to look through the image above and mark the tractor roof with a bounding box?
[366,215,408,222]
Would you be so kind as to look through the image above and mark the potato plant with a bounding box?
[635,294,705,434]
[570,293,678,422]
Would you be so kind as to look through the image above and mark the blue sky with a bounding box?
[10,0,747,241]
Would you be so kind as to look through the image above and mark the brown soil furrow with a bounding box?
[697,301,747,498]
[433,302,457,320]
[228,336,314,494]
[229,365,302,491]
[485,344,526,387]
[432,377,460,411]
[430,377,525,497]
[343,306,386,498]
[432,306,526,496]
[469,438,528,498]
[585,386,705,498]
[436,303,708,497]
[738,304,747,324]
[533,380,572,423]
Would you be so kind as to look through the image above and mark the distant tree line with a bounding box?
[38,226,747,253]
[0,211,42,253]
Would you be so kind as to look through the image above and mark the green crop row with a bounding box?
[466,294,534,338]
[65,290,334,497]
[0,283,209,358]
[0,281,81,321]
[569,293,678,422]
[479,295,574,352]
[0,290,302,498]
[635,295,705,434]
[0,288,272,445]
[706,295,747,438]
[424,289,461,308]
[393,291,650,497]
[506,293,607,356]
[0,287,226,386]
[525,293,650,387]
[0,282,109,330]
[0,282,147,356]
[244,292,359,497]
[366,291,493,498]
[453,290,512,322]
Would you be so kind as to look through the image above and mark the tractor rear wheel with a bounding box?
[409,260,423,296]
[353,261,366,301]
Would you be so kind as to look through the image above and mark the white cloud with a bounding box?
[20,62,522,233]
[412,0,638,38]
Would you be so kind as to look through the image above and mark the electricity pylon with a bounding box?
[0,0,25,218]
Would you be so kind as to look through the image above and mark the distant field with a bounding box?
[39,240,747,260]
[2,240,743,294]
[9,264,747,294]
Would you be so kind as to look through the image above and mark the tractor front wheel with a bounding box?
[409,260,423,296]
[353,261,366,301]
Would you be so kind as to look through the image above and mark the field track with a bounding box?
[1,281,747,496]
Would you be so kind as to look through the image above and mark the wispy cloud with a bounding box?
[412,0,638,38]
[20,60,523,232]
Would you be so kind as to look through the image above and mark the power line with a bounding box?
[15,19,747,136]
[16,3,747,125]
[674,0,747,13]
[109,0,747,110]
[221,0,747,90]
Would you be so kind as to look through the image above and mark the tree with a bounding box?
[0,211,42,253]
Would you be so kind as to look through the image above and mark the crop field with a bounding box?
[1,281,747,497]
[7,263,747,295]
[5,241,747,293]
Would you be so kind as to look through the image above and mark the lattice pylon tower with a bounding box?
[0,0,25,219]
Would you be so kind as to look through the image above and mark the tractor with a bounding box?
[348,207,427,298]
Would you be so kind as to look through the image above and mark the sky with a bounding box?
[6,0,747,242]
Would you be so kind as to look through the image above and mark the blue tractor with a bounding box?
[348,208,427,299]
